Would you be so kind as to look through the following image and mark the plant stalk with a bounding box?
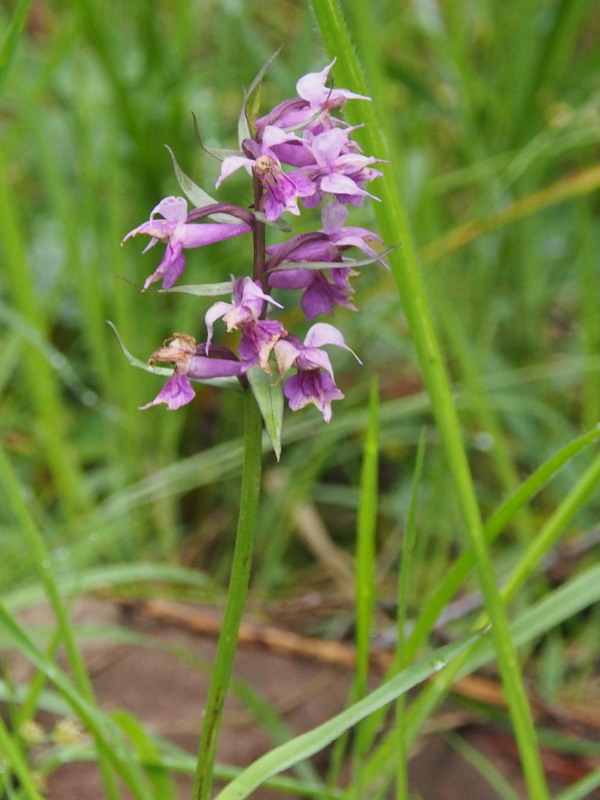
[192,173,266,800]
[191,391,263,800]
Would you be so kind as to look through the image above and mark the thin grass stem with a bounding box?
[0,715,45,800]
[351,377,379,798]
[309,2,550,796]
[394,429,427,800]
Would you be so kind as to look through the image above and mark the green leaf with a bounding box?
[253,211,292,232]
[460,561,600,678]
[0,0,32,101]
[213,631,481,800]
[237,47,282,145]
[112,710,177,800]
[107,321,172,376]
[164,145,240,224]
[0,715,46,800]
[407,426,600,659]
[247,365,283,461]
[554,767,600,800]
[191,112,242,161]
[160,281,233,297]
[4,562,218,612]
[269,247,395,273]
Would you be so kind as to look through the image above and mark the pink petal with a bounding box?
[321,199,348,234]
[123,219,177,244]
[296,60,335,104]
[311,128,348,166]
[320,173,370,197]
[216,156,254,188]
[295,346,335,377]
[204,301,233,351]
[304,322,362,363]
[274,338,302,375]
[151,196,188,223]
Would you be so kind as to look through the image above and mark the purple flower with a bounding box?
[269,262,357,320]
[301,269,358,320]
[216,127,315,220]
[318,199,386,258]
[256,59,370,134]
[140,334,245,410]
[302,128,383,208]
[205,277,286,371]
[283,370,344,423]
[275,322,361,422]
[237,319,287,371]
[268,200,385,265]
[123,196,251,290]
[267,200,386,319]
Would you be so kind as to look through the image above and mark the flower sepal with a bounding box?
[191,113,244,162]
[161,281,234,297]
[267,247,394,273]
[237,47,283,145]
[246,364,284,461]
[165,145,244,225]
[253,211,292,232]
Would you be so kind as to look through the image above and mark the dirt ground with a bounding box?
[6,596,598,799]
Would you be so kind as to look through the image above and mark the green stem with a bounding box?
[191,390,263,800]
[309,2,550,797]
[352,377,379,799]
[0,714,46,800]
[252,171,267,285]
[395,430,427,800]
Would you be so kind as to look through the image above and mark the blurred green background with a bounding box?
[1,0,599,610]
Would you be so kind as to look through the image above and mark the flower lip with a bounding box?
[283,370,344,423]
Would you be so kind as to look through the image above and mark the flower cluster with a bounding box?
[123,60,385,433]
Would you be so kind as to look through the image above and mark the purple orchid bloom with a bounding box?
[205,277,286,371]
[123,196,251,290]
[140,334,245,410]
[267,200,386,319]
[267,200,385,264]
[216,127,315,221]
[255,59,370,134]
[270,264,357,320]
[275,322,361,422]
[283,370,343,423]
[301,269,358,320]
[302,128,383,208]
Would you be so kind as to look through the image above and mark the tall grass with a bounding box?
[1,0,599,798]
